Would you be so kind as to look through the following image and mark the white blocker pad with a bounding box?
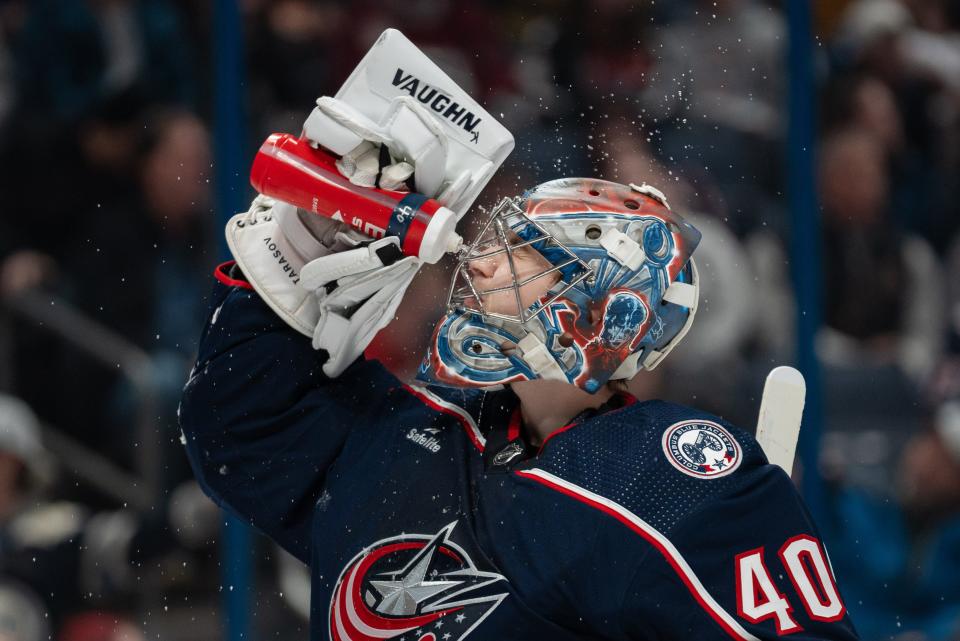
[316,29,514,219]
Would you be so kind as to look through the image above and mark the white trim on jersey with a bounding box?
[515,468,761,641]
[406,385,487,451]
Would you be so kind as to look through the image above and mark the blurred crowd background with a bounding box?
[0,0,959,639]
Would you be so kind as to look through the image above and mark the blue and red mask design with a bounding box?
[417,178,701,393]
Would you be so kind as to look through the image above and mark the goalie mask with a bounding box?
[416,178,701,393]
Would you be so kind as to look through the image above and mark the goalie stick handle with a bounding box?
[755,366,806,477]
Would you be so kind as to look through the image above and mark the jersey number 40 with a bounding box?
[734,534,846,634]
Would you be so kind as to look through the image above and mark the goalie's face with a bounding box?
[464,233,560,317]
[446,197,594,325]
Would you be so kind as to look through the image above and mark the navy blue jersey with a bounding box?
[180,266,859,641]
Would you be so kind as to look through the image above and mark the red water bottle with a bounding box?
[250,133,462,264]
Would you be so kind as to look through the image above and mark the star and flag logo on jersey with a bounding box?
[328,522,508,641]
[662,420,742,479]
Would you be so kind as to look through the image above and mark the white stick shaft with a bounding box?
[755,366,806,476]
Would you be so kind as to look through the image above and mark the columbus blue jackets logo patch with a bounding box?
[328,522,508,641]
[661,420,742,478]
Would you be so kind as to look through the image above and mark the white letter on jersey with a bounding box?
[779,536,846,621]
[735,548,801,634]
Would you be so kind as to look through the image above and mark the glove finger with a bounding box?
[314,311,351,369]
[331,228,373,251]
[349,271,416,341]
[382,97,447,197]
[322,265,418,314]
[355,148,383,187]
[316,266,418,375]
[274,203,338,259]
[379,161,414,191]
[342,142,412,191]
[298,238,407,290]
[316,272,413,353]
[322,260,420,311]
[336,140,376,176]
[251,193,277,211]
[304,97,386,155]
[335,142,382,187]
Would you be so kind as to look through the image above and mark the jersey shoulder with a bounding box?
[528,399,776,536]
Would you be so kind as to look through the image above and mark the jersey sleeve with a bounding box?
[179,267,401,563]
[619,466,860,640]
